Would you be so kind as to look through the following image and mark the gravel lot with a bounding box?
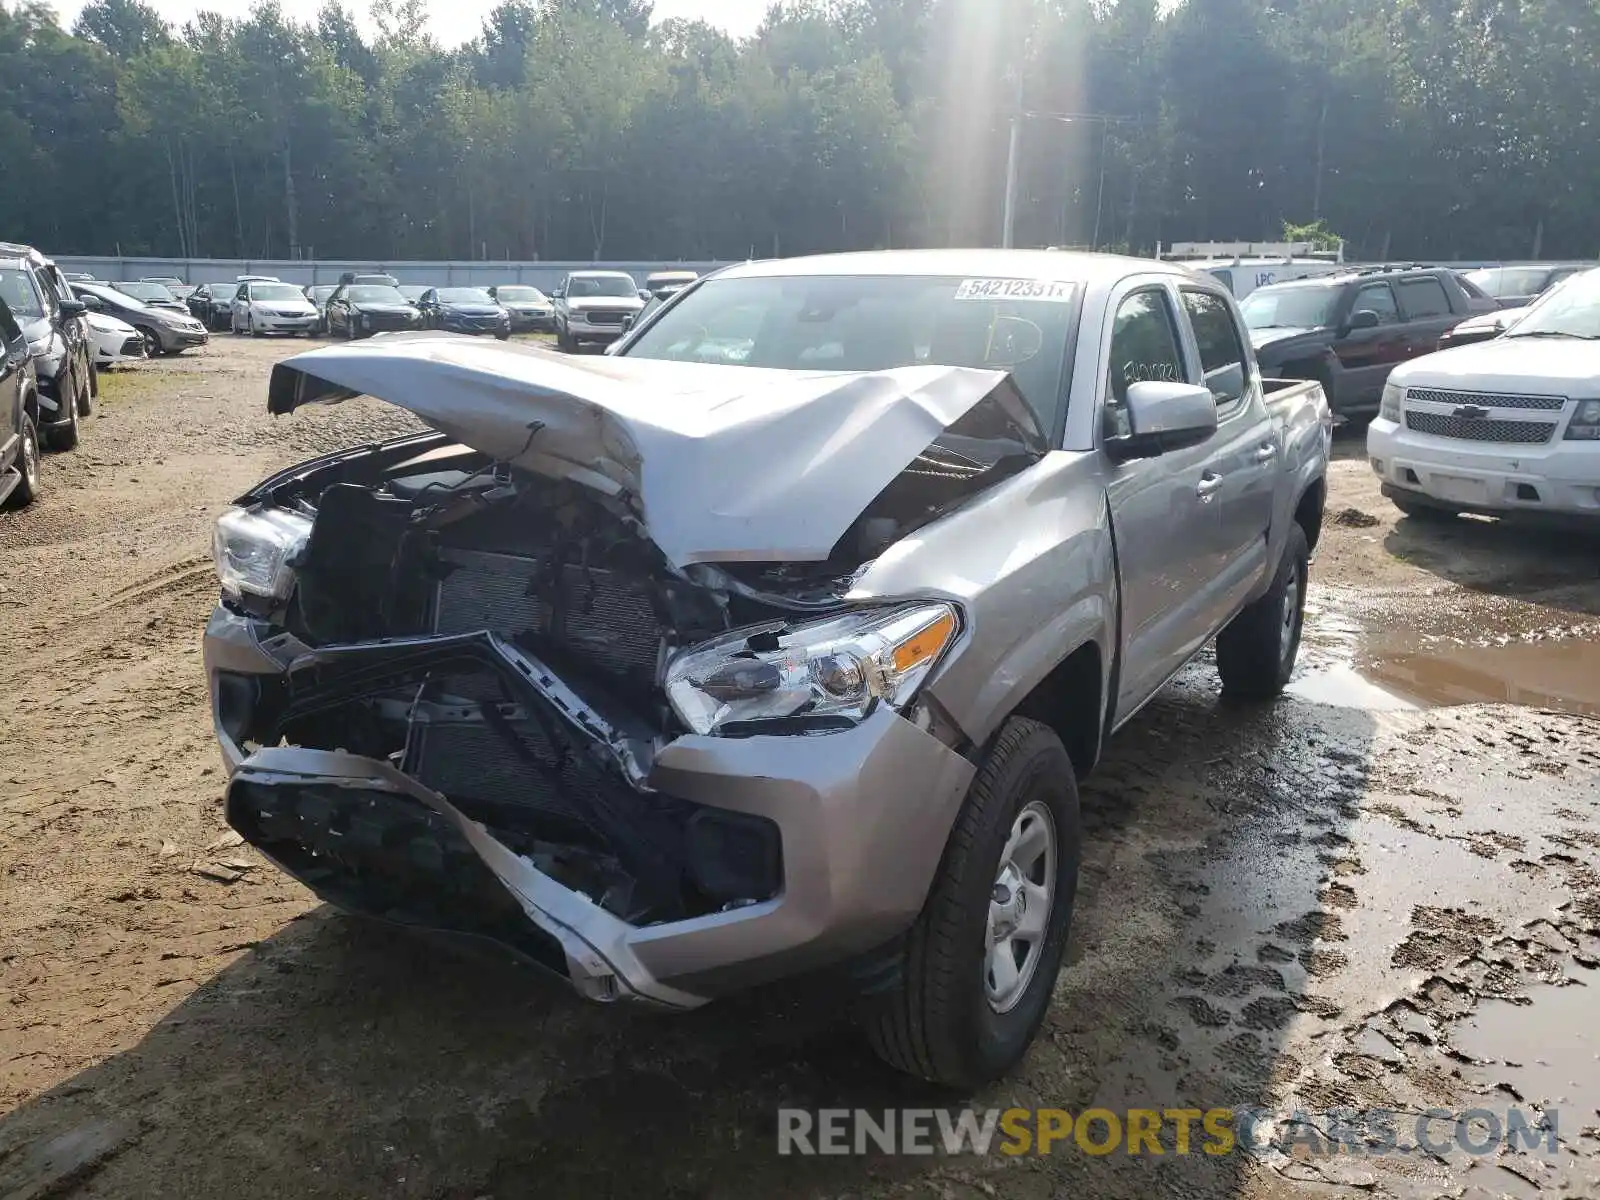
[2,338,1598,1200]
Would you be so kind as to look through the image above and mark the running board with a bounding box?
[0,465,20,507]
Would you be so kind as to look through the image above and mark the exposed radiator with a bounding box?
[410,546,662,825]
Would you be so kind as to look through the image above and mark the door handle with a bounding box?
[1196,472,1224,501]
[1252,443,1278,464]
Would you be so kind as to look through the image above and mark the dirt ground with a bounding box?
[2,338,1598,1200]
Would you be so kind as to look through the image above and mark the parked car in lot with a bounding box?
[142,276,197,301]
[62,271,95,283]
[486,285,555,332]
[416,287,511,338]
[85,309,146,367]
[643,270,698,299]
[110,281,188,314]
[339,272,400,288]
[76,281,208,357]
[0,293,42,507]
[398,284,429,304]
[232,280,320,337]
[1370,266,1600,524]
[188,283,236,330]
[204,249,1329,1088]
[1242,266,1494,419]
[0,241,93,450]
[1462,263,1593,309]
[304,285,338,334]
[325,282,422,339]
[552,270,644,350]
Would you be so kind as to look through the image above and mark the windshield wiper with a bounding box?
[1506,329,1600,340]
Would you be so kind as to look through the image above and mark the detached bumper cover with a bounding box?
[205,607,977,1002]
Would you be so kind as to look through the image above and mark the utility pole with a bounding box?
[1002,117,1022,249]
[1003,112,1139,249]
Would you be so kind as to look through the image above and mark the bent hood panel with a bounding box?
[268,333,1009,567]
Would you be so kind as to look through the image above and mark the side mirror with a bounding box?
[1346,309,1380,331]
[638,289,651,301]
[620,314,635,332]
[59,298,88,317]
[75,294,103,312]
[1105,381,1218,462]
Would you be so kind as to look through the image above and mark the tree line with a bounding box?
[1,0,1594,264]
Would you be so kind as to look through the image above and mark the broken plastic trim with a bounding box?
[230,746,707,1009]
[280,630,656,788]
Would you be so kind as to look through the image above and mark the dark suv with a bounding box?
[0,294,42,509]
[1240,266,1495,417]
[0,242,93,450]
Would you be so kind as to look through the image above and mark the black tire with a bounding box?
[136,325,161,358]
[1216,522,1310,699]
[6,412,41,508]
[45,389,79,451]
[495,330,511,341]
[864,716,1081,1088]
[82,362,97,413]
[556,324,575,353]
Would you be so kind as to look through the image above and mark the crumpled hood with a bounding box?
[1248,326,1319,351]
[268,333,1011,568]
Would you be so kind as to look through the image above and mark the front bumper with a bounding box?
[507,309,555,332]
[564,315,632,342]
[250,314,318,334]
[157,324,210,349]
[203,607,975,1005]
[439,316,510,336]
[1368,416,1600,519]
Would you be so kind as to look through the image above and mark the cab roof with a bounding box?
[713,248,1189,287]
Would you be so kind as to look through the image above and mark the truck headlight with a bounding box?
[1379,381,1403,423]
[665,603,960,735]
[213,507,313,601]
[1564,399,1600,441]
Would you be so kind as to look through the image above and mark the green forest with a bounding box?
[1,0,1595,263]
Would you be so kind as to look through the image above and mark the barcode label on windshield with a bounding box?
[954,278,1076,303]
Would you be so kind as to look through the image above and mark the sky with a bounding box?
[48,0,767,46]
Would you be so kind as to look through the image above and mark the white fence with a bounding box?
[52,257,734,291]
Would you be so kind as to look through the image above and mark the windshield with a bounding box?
[495,286,546,303]
[1465,267,1553,299]
[1504,268,1600,339]
[116,282,177,303]
[1240,283,1339,330]
[622,273,1076,432]
[348,285,405,304]
[250,284,305,302]
[399,285,427,300]
[307,286,336,302]
[0,268,45,319]
[78,283,149,313]
[437,288,495,304]
[568,275,637,299]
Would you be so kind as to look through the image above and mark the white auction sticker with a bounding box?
[953,278,1077,302]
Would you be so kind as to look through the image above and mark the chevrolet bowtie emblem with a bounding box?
[1453,405,1490,419]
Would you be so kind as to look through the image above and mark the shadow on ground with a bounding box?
[0,670,1377,1200]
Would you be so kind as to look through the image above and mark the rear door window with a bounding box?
[1397,277,1451,320]
[1179,289,1248,407]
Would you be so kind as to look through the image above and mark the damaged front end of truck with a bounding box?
[207,335,1043,1004]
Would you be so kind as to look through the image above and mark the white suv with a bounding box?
[1368,266,1600,523]
[552,271,643,352]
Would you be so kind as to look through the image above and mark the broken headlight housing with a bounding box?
[213,506,313,602]
[665,603,960,735]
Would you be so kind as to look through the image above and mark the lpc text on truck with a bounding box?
[1161,241,1348,301]
[203,250,1330,1090]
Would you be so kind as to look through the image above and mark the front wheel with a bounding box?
[864,716,1080,1087]
[137,326,161,357]
[1215,522,1310,699]
[45,388,79,451]
[5,412,41,508]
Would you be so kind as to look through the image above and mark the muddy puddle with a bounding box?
[1455,982,1600,1114]
[1290,585,1600,715]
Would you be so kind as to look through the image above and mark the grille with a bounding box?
[584,310,627,325]
[119,335,144,356]
[1405,387,1566,412]
[1404,411,1557,444]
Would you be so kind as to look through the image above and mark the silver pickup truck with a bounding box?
[205,250,1329,1087]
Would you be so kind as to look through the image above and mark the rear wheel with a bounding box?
[864,717,1081,1088]
[5,413,41,508]
[1216,523,1309,699]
